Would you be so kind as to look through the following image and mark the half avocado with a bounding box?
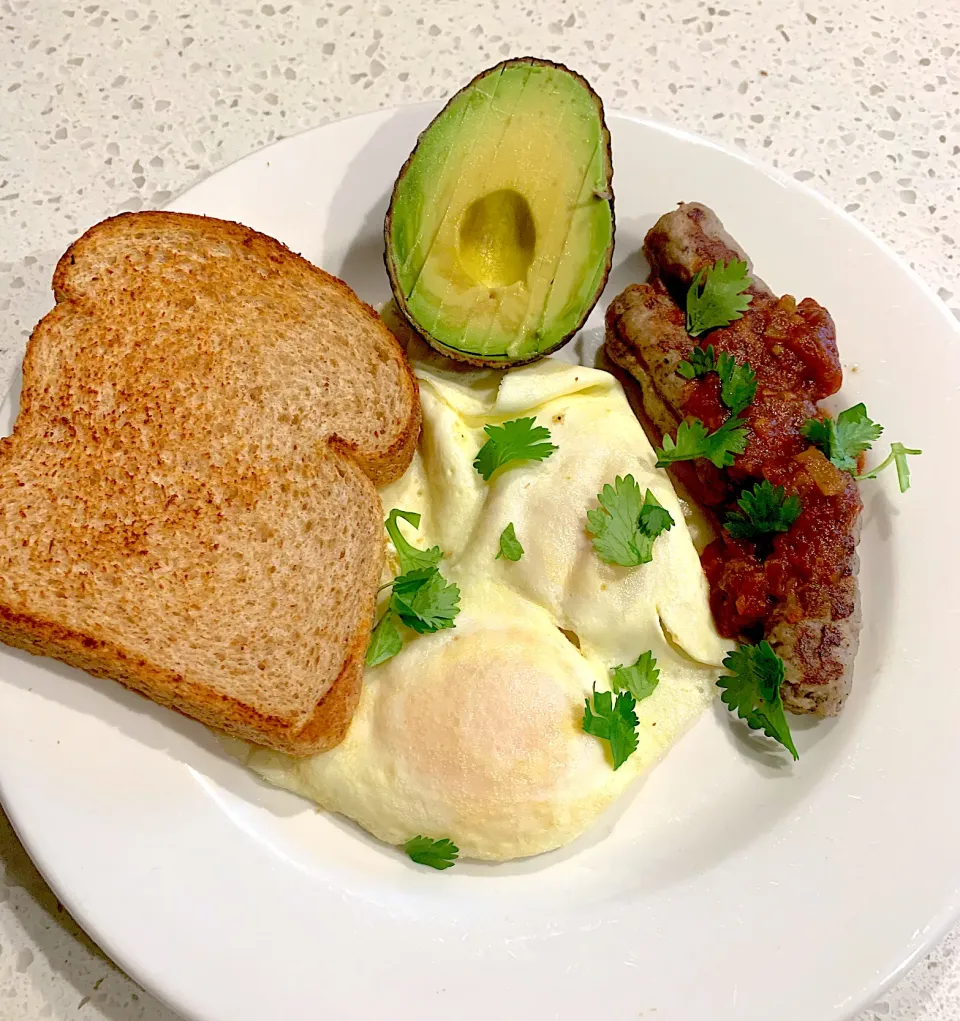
[384,57,615,367]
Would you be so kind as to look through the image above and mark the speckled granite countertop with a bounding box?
[0,1,957,1018]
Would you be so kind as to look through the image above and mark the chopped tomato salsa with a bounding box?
[678,295,861,638]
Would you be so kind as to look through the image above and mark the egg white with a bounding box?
[236,342,731,861]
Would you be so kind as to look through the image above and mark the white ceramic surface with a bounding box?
[1,104,958,1021]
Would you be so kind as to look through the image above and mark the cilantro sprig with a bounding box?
[585,475,675,567]
[365,509,461,667]
[686,259,754,337]
[718,642,798,760]
[495,522,524,561]
[655,416,749,470]
[473,417,558,481]
[612,650,660,702]
[583,652,661,769]
[802,403,921,493]
[724,480,802,540]
[802,403,882,473]
[582,687,639,770]
[403,835,459,870]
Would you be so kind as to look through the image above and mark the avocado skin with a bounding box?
[383,56,615,369]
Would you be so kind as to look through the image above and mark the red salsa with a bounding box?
[678,294,862,638]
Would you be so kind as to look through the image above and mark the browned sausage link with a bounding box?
[643,202,774,301]
[605,280,693,422]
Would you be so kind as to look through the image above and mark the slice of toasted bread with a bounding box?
[0,211,420,756]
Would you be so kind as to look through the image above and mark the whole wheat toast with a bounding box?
[0,211,420,755]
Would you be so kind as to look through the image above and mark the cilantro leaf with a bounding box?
[403,835,459,870]
[473,417,558,481]
[586,476,675,567]
[717,642,798,760]
[638,491,674,538]
[655,416,749,470]
[366,610,403,667]
[586,475,643,566]
[495,522,524,561]
[377,512,461,645]
[716,351,758,415]
[835,404,884,464]
[391,568,461,634]
[677,344,717,380]
[384,508,443,574]
[724,480,802,540]
[686,259,754,337]
[856,441,922,493]
[801,403,883,473]
[612,650,660,702]
[582,687,639,769]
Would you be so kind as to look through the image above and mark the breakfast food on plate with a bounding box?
[0,211,420,755]
[1,60,918,872]
[233,332,730,861]
[605,202,919,720]
[384,57,614,367]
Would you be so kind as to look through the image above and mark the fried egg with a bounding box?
[235,338,730,860]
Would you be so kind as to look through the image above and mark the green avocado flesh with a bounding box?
[386,59,614,365]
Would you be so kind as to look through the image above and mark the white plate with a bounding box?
[1,104,959,1021]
